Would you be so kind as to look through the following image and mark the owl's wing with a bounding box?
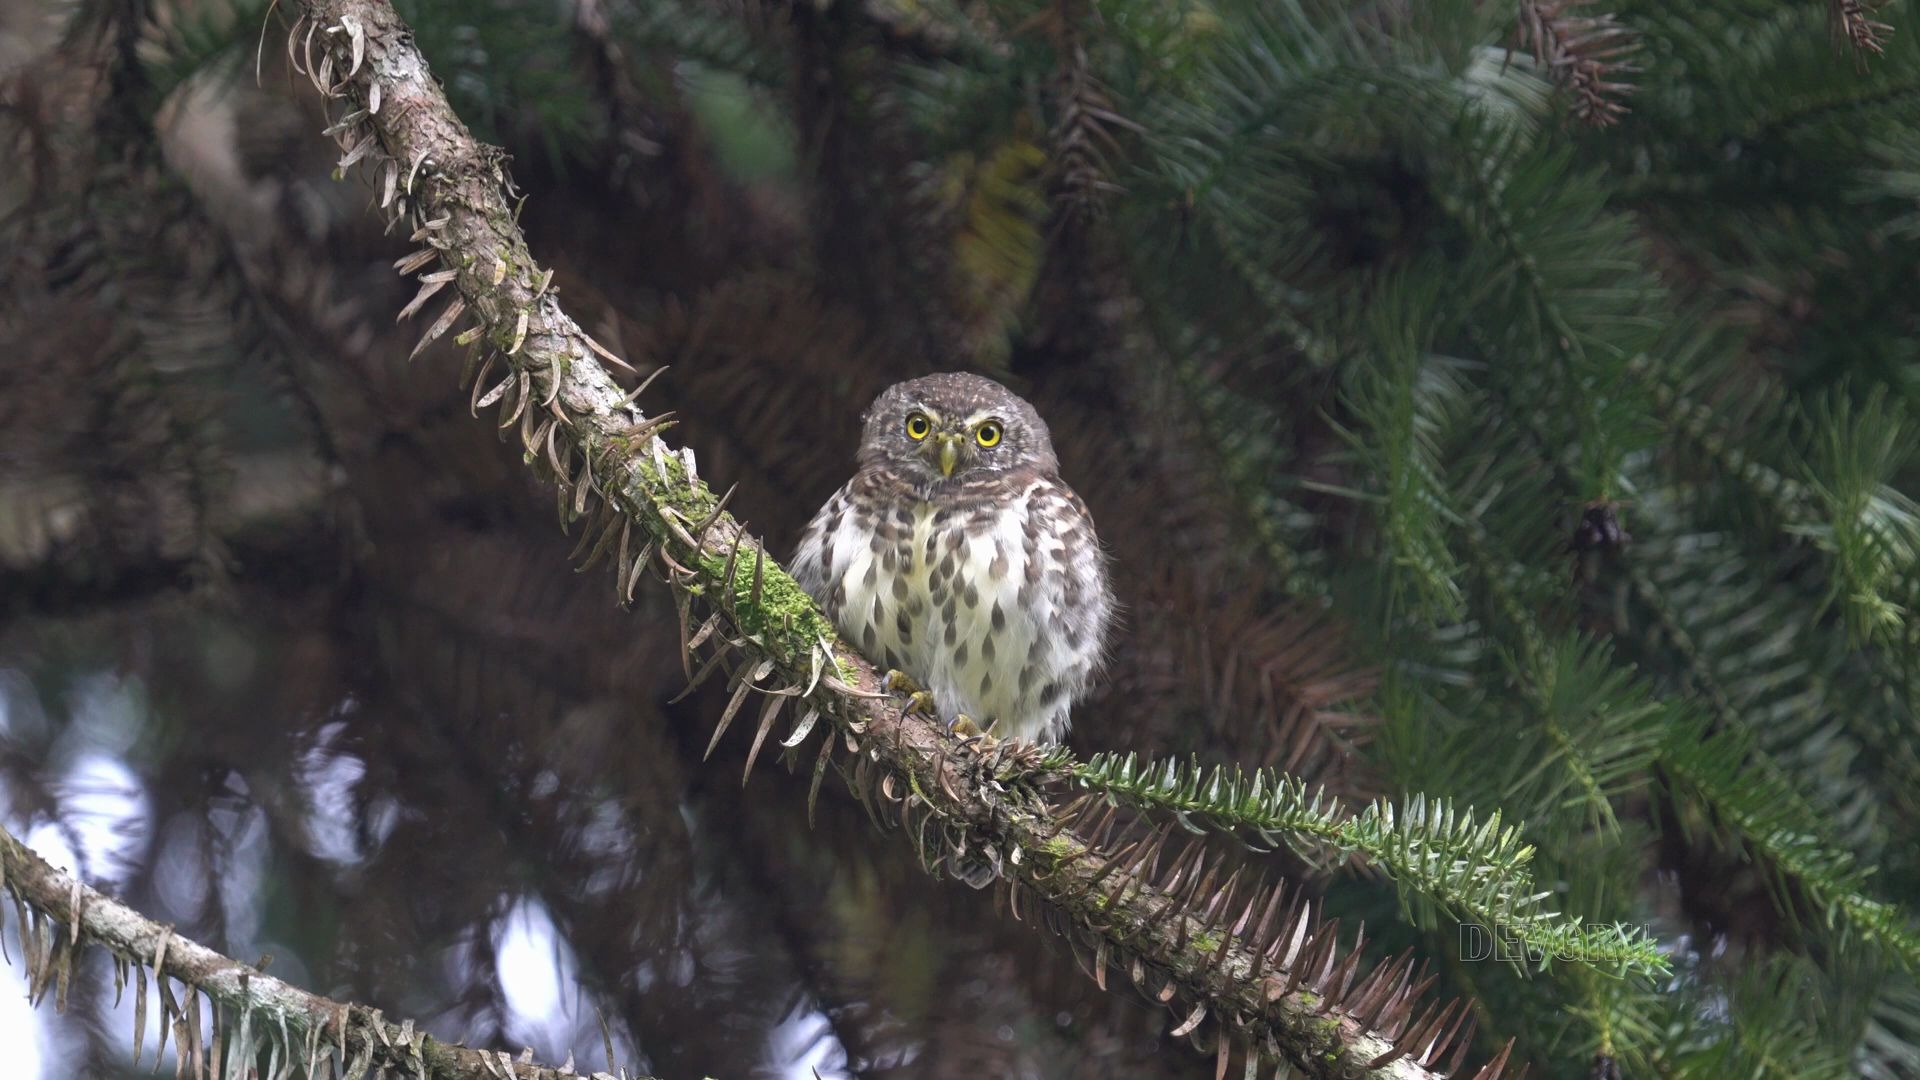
[791,481,853,612]
[959,473,1115,743]
[1043,478,1115,670]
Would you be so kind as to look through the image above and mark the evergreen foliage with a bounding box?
[1070,751,1665,975]
[7,0,1920,1075]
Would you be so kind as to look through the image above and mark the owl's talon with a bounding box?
[948,716,1000,752]
[882,670,937,717]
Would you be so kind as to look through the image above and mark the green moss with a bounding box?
[701,547,826,614]
[591,431,840,663]
[649,448,695,493]
[1039,834,1079,860]
[691,538,837,662]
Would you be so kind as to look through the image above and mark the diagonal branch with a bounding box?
[0,823,642,1079]
[256,2,1543,1074]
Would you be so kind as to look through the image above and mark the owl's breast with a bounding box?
[795,475,1109,743]
[832,501,959,681]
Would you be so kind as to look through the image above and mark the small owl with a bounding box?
[793,373,1113,743]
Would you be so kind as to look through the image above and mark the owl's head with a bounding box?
[857,372,1058,483]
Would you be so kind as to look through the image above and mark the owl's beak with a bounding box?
[937,436,960,478]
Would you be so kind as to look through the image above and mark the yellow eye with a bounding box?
[905,413,931,440]
[975,422,1002,448]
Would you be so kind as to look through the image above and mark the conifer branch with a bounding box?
[1629,354,1816,525]
[1371,322,1919,972]
[1069,753,1666,974]
[1657,719,1920,970]
[0,823,644,1079]
[1514,1,1639,126]
[253,1,1568,1073]
[1040,0,1131,224]
[1830,0,1896,59]
[1629,357,1920,649]
[1165,349,1330,600]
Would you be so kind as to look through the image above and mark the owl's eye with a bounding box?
[975,422,1003,448]
[905,413,932,440]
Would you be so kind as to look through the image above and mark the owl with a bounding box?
[793,373,1113,743]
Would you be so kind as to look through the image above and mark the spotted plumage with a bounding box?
[793,373,1113,743]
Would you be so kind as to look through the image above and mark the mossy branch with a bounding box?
[0,823,644,1079]
[251,2,1546,1074]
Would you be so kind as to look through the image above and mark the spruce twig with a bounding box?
[1830,0,1896,59]
[1515,1,1640,126]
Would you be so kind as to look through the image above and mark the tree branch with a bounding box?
[0,824,645,1079]
[152,1,1530,1074]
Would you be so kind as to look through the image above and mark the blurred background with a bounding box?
[3,0,1920,1077]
